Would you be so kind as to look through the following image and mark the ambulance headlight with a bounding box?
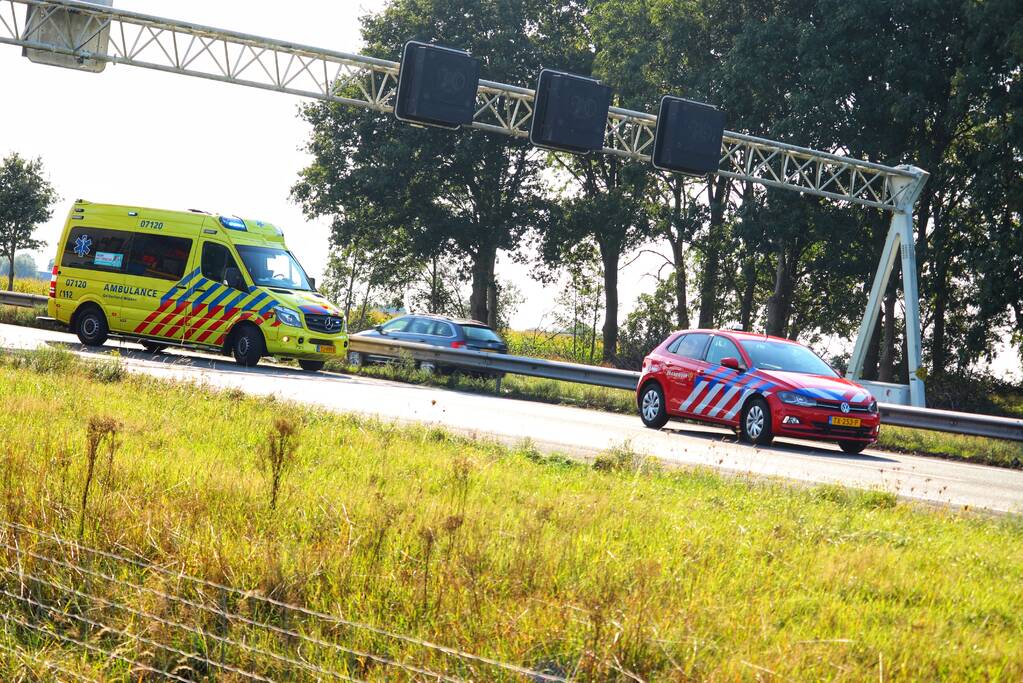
[274,306,302,328]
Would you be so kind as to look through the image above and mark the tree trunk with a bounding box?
[698,176,729,328]
[487,279,498,329]
[670,240,689,329]
[599,246,619,364]
[343,252,360,320]
[879,288,897,382]
[739,254,756,331]
[931,234,950,374]
[765,248,795,337]
[6,251,14,291]
[469,243,498,325]
[469,243,497,324]
[667,180,690,329]
[358,284,373,330]
[589,294,599,363]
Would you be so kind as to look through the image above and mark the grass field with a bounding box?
[8,277,48,295]
[337,361,1023,469]
[2,346,1022,680]
[0,278,50,328]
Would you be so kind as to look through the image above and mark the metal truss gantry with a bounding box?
[0,0,930,405]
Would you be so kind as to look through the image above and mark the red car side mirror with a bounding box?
[721,356,742,371]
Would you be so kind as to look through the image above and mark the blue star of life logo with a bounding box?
[74,234,92,257]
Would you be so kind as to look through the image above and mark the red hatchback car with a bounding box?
[637,329,880,454]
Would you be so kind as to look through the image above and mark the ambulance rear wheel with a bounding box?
[75,306,108,347]
[298,360,325,373]
[231,326,264,367]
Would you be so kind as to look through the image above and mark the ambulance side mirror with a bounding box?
[224,267,245,291]
[308,277,316,291]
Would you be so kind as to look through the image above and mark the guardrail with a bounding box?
[877,404,1023,442]
[348,336,639,390]
[3,297,1019,442]
[0,291,47,307]
[348,335,1023,442]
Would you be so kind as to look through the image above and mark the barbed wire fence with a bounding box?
[0,521,572,682]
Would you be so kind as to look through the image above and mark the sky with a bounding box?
[0,0,1017,380]
[0,0,666,332]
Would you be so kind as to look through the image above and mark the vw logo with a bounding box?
[840,402,850,414]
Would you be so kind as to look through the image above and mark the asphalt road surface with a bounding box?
[3,322,1022,514]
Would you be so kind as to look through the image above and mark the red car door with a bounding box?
[691,334,745,421]
[663,332,711,414]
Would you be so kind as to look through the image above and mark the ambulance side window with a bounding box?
[126,234,193,280]
[62,227,132,272]
[201,242,240,284]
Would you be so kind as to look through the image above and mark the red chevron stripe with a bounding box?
[183,305,224,341]
[149,302,189,337]
[167,304,206,339]
[133,299,174,334]
[210,313,264,348]
[195,307,239,344]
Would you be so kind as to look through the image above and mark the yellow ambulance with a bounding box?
[46,201,348,371]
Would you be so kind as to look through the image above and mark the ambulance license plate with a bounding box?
[829,416,861,427]
[316,345,335,354]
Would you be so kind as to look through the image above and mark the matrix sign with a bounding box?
[529,70,612,154]
[395,42,481,130]
[652,96,726,175]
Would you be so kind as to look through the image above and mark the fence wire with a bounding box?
[0,521,571,682]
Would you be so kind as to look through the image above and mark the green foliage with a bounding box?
[289,0,1022,375]
[292,0,583,326]
[541,158,652,362]
[0,252,38,278]
[0,153,58,291]
[617,275,678,370]
[504,329,606,365]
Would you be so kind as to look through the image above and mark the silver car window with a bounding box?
[382,317,410,332]
[408,318,433,334]
[429,321,455,337]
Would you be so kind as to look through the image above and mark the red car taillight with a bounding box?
[451,340,466,349]
[48,265,58,298]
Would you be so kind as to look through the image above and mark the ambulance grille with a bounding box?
[305,314,344,334]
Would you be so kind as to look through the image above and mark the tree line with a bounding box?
[289,0,1021,378]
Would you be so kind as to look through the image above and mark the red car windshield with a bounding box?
[739,339,837,377]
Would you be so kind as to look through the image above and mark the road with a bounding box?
[3,322,1022,514]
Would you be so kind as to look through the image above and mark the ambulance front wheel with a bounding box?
[231,325,264,367]
[75,305,108,347]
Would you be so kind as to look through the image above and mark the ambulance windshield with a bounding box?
[236,245,312,291]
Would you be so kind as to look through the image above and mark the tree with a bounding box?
[617,275,677,369]
[551,243,604,363]
[320,229,422,331]
[293,0,583,328]
[0,153,57,291]
[0,252,39,279]
[542,157,650,363]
